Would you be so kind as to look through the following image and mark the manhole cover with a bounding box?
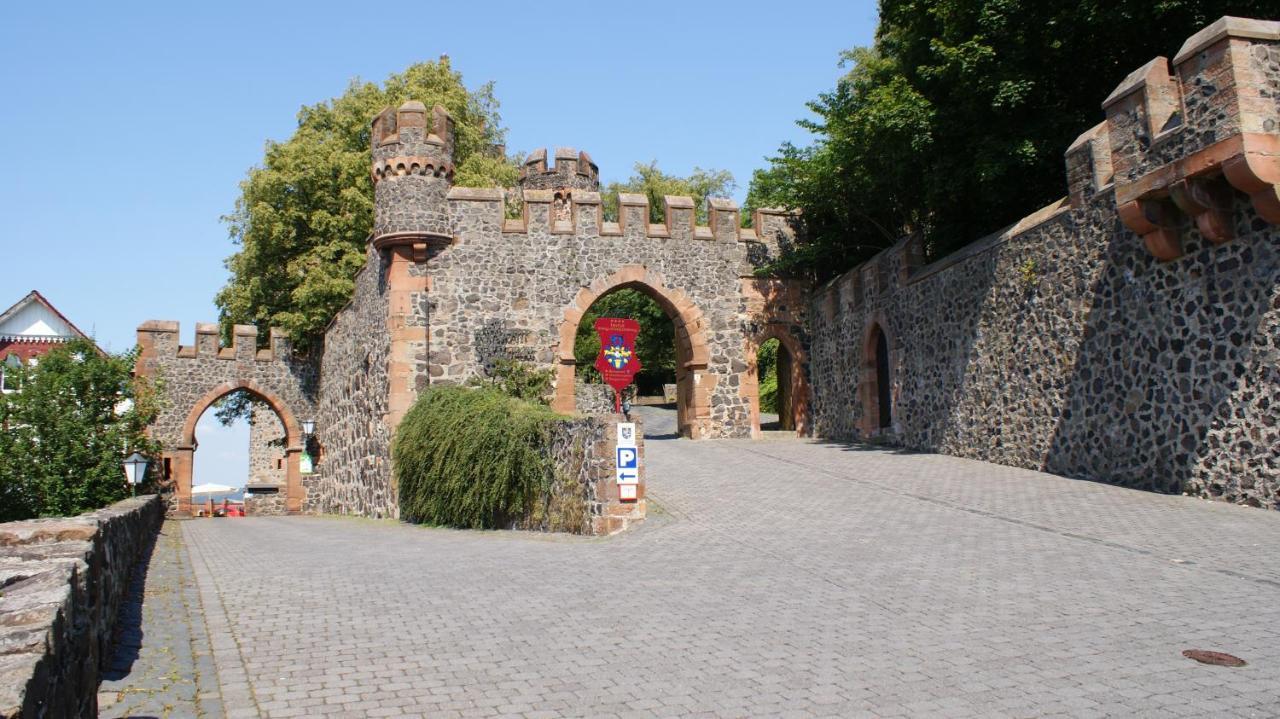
[1183,649,1247,667]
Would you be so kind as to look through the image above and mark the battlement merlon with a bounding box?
[1068,16,1280,261]
[135,321,293,366]
[370,101,456,184]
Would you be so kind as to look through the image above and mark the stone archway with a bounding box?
[172,380,307,516]
[554,265,712,438]
[861,319,895,436]
[134,320,317,516]
[745,327,811,437]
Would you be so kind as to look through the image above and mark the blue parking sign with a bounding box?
[617,447,638,469]
[616,447,639,485]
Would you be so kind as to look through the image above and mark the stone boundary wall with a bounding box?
[520,415,645,535]
[809,17,1280,509]
[0,496,164,718]
[309,244,397,518]
[574,381,614,415]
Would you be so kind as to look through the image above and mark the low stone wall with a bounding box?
[573,381,615,415]
[245,492,287,516]
[519,415,645,535]
[0,495,164,718]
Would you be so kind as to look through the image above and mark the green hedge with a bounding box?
[393,386,563,528]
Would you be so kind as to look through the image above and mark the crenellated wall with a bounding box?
[135,321,317,515]
[809,16,1280,509]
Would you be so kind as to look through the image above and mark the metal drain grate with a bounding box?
[1183,649,1247,667]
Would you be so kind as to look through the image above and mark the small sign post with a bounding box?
[615,421,639,503]
[593,317,642,413]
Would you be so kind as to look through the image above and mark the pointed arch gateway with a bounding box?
[745,327,810,437]
[861,318,895,435]
[554,265,712,438]
[172,379,307,515]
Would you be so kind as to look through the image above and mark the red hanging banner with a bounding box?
[594,317,642,412]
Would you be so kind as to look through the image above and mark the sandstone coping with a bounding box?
[1174,15,1280,64]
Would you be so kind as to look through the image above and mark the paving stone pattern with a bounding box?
[100,521,223,718]
[163,416,1279,718]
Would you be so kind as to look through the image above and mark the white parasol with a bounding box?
[190,483,238,495]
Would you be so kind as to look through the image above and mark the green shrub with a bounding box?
[468,358,554,404]
[393,385,563,528]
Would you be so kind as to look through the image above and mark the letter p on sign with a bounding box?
[616,447,639,486]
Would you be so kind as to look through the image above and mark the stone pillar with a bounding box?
[169,447,194,516]
[386,244,429,432]
[284,447,303,513]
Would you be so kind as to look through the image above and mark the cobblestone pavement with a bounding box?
[130,412,1280,718]
[100,521,224,718]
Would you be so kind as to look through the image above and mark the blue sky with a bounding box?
[2,1,877,483]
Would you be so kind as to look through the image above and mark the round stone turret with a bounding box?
[518,147,600,192]
[370,101,456,248]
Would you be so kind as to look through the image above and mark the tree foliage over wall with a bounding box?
[756,338,780,414]
[217,59,519,351]
[746,0,1280,278]
[0,339,161,521]
[573,289,676,395]
[602,161,735,224]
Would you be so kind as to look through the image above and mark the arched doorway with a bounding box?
[862,322,893,434]
[555,266,711,438]
[747,329,810,437]
[169,380,306,516]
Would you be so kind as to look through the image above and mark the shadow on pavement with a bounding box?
[100,528,159,681]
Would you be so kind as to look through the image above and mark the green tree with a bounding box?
[602,161,735,224]
[0,339,162,521]
[573,289,675,396]
[756,338,780,414]
[217,58,519,352]
[748,0,1280,278]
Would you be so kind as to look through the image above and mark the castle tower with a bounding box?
[518,147,599,225]
[518,147,600,193]
[368,101,453,431]
[370,100,455,250]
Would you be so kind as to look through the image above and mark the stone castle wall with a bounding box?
[428,186,804,439]
[309,244,396,518]
[809,17,1280,509]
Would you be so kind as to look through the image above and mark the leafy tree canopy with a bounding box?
[217,59,519,351]
[747,0,1280,278]
[603,161,735,224]
[0,339,161,521]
